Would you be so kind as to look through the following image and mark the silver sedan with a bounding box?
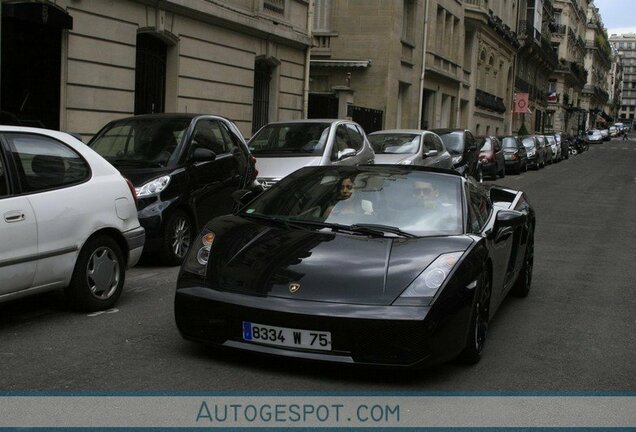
[368,129,454,169]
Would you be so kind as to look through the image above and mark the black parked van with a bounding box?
[89,114,258,265]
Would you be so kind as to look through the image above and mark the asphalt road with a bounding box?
[1,139,635,392]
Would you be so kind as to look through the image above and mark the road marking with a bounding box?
[87,308,119,317]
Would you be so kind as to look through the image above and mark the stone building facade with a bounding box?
[0,0,312,139]
[609,33,636,123]
[581,4,611,130]
[513,0,558,134]
[547,0,589,134]
[309,0,521,136]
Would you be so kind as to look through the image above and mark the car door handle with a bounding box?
[4,210,26,223]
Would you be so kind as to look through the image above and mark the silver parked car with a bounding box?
[248,119,375,188]
[367,129,453,169]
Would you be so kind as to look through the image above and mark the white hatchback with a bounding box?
[0,126,145,311]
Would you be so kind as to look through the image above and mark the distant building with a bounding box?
[609,33,636,123]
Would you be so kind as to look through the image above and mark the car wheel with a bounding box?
[161,210,193,266]
[458,271,491,365]
[511,231,534,298]
[66,235,125,311]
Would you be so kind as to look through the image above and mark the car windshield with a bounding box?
[248,122,331,156]
[546,136,556,144]
[240,167,464,237]
[479,138,491,151]
[521,137,535,149]
[90,118,190,168]
[502,137,518,149]
[437,131,464,154]
[369,133,420,154]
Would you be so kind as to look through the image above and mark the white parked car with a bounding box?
[586,129,604,144]
[0,126,145,311]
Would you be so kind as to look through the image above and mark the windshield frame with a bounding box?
[89,116,193,168]
[238,166,466,238]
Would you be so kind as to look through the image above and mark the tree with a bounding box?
[518,123,529,136]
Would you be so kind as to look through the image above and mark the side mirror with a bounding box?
[337,148,356,161]
[192,147,216,162]
[493,210,526,242]
[232,189,254,206]
[424,149,438,158]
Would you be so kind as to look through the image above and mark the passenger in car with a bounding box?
[323,176,355,218]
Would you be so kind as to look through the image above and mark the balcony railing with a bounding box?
[475,89,506,113]
[465,0,489,10]
[263,0,284,14]
[551,23,567,36]
[556,59,588,83]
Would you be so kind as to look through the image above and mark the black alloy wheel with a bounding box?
[458,271,492,364]
[161,210,193,266]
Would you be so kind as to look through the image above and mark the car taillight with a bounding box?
[124,177,139,209]
[512,152,518,160]
[250,155,259,177]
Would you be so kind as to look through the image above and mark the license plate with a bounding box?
[242,322,332,351]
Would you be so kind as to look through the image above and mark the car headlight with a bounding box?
[135,175,171,198]
[393,252,463,306]
[451,155,463,165]
[527,150,535,156]
[399,159,413,165]
[182,229,215,276]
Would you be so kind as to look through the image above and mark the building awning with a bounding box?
[310,60,371,68]
[2,0,73,30]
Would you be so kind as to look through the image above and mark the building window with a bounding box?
[402,0,415,43]
[252,60,272,134]
[263,0,285,14]
[313,0,331,32]
[135,33,167,115]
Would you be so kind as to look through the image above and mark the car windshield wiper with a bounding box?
[287,220,417,238]
[349,224,417,238]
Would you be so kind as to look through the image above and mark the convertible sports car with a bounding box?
[174,166,535,368]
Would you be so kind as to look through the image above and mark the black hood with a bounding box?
[203,216,473,306]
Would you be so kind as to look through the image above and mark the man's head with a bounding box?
[413,180,439,208]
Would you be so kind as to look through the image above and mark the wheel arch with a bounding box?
[82,228,129,266]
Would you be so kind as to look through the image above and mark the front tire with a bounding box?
[161,210,193,266]
[66,235,125,311]
[458,271,491,365]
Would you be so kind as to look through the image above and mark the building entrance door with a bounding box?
[1,2,71,129]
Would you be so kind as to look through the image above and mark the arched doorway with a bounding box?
[1,1,72,129]
[134,33,167,115]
